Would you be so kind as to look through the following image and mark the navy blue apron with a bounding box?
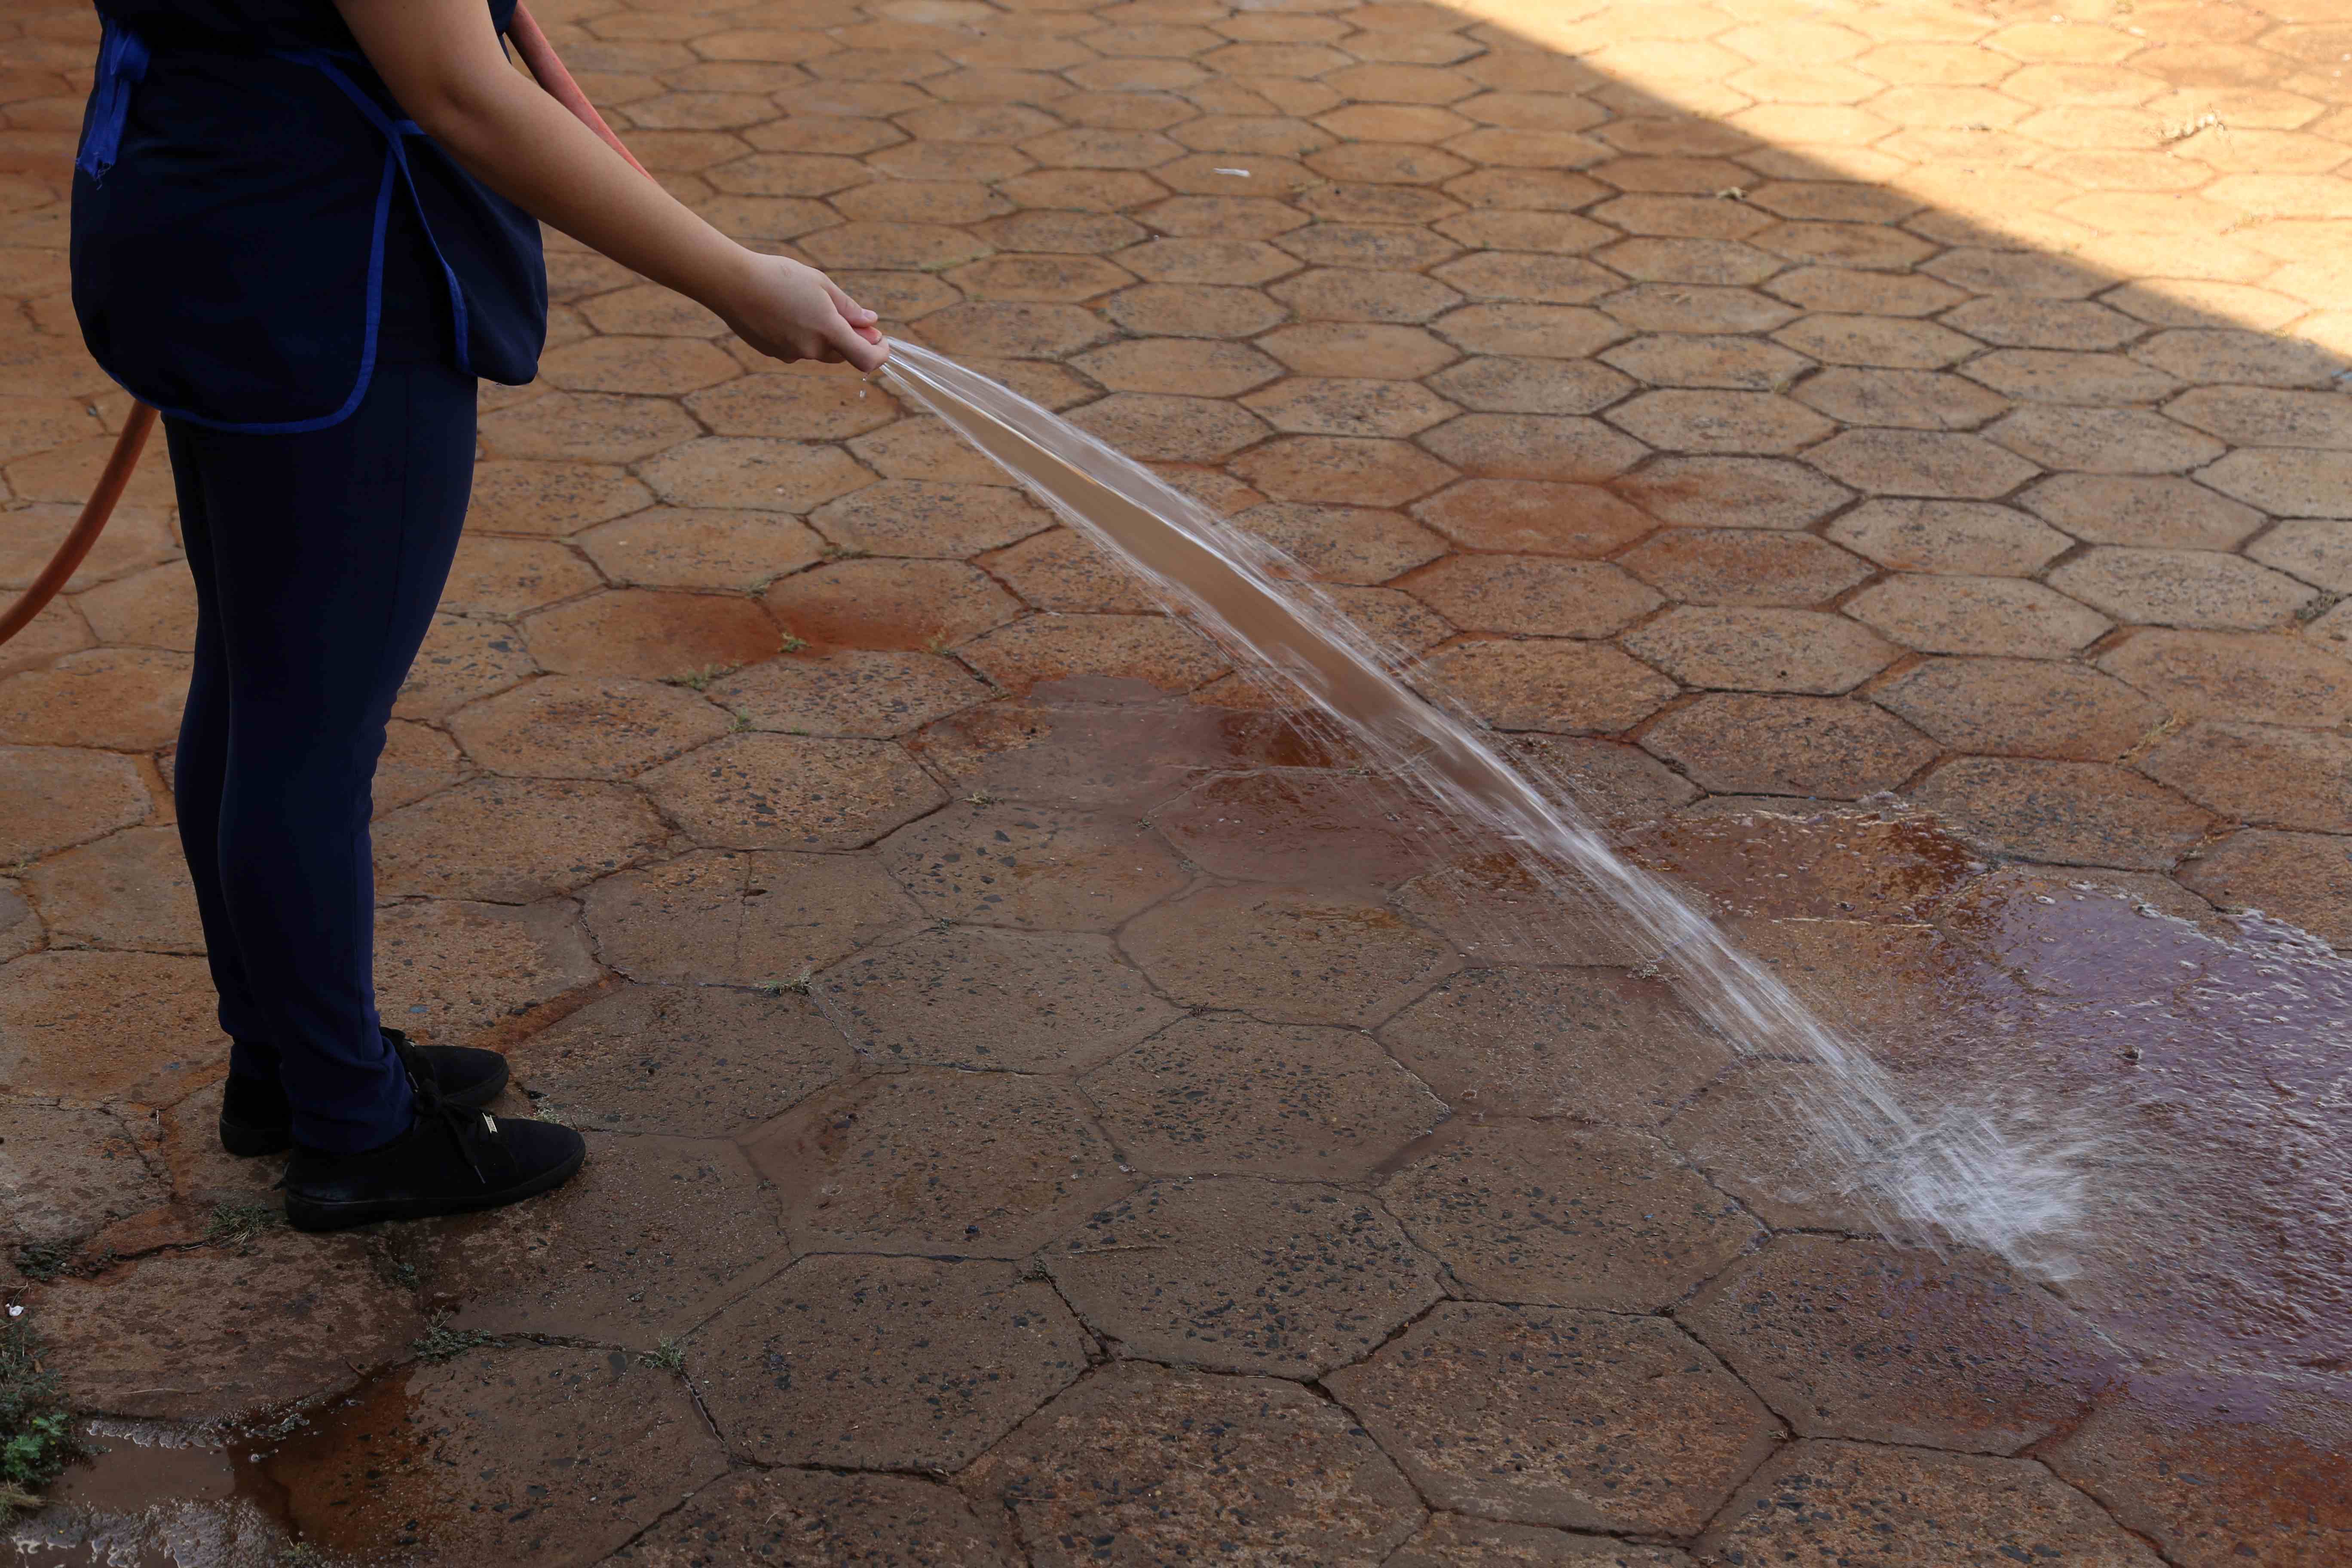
[71,0,547,432]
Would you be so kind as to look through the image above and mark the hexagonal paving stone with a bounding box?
[1045,1178,1442,1377]
[374,720,464,814]
[1609,462,1842,542]
[521,588,783,683]
[959,614,1228,697]
[1231,434,1458,507]
[1624,606,1897,695]
[1986,406,2224,476]
[261,1345,727,1568]
[436,536,602,618]
[579,845,916,988]
[1382,1120,1760,1309]
[395,613,538,720]
[23,823,201,951]
[2249,518,2352,596]
[608,1470,1014,1568]
[1402,555,1661,637]
[763,557,1021,650]
[1642,693,1940,799]
[2019,474,2263,551]
[1388,1517,1696,1567]
[449,675,732,779]
[0,647,190,750]
[31,1230,426,1422]
[372,896,600,1042]
[467,460,654,537]
[2198,450,2352,521]
[1080,1015,1444,1180]
[477,391,701,464]
[1843,576,2112,659]
[0,1102,163,1244]
[1377,967,1730,1123]
[816,925,1182,1071]
[709,649,988,738]
[1258,321,1460,379]
[398,1130,787,1345]
[2041,1370,2352,1568]
[1068,392,1274,462]
[1617,529,1872,607]
[746,1068,1127,1255]
[0,745,152,865]
[2177,830,2352,948]
[372,778,668,902]
[2046,548,2318,631]
[1229,501,1449,583]
[1242,377,1460,439]
[1072,338,1285,398]
[1696,1442,2165,1568]
[1389,847,1659,971]
[2097,631,2352,726]
[1602,334,1809,394]
[1325,1304,1777,1535]
[689,1255,1086,1471]
[512,983,852,1137]
[0,949,224,1102]
[1121,884,1458,1027]
[1682,1236,2113,1453]
[642,733,946,849]
[1421,640,1681,732]
[1606,389,1835,455]
[1913,757,2216,871]
[960,1363,1425,1568]
[1418,413,1648,485]
[1825,499,2071,576]
[1789,368,2008,432]
[1871,657,2164,762]
[808,479,1056,558]
[2141,720,2352,833]
[982,528,1162,615]
[876,800,1188,928]
[636,437,876,513]
[1152,769,1454,887]
[1661,1061,1889,1236]
[1806,430,2040,500]
[571,506,826,591]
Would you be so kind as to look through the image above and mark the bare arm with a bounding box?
[334,0,885,372]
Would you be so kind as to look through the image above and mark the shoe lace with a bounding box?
[407,1055,502,1185]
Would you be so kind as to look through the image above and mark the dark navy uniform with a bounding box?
[71,0,550,1151]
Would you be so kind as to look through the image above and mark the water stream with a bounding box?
[878,340,2088,1274]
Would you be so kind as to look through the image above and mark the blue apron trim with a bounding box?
[83,30,481,433]
[76,21,149,183]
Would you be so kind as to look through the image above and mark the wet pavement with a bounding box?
[5,0,2352,1561]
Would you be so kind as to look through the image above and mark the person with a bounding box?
[70,0,888,1231]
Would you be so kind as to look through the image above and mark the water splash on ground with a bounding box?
[878,341,2090,1274]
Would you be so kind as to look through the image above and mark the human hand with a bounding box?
[720,252,888,374]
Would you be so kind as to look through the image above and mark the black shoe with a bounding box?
[219,1029,511,1158]
[280,1069,586,1233]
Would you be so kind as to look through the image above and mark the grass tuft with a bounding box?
[638,1336,686,1374]
[207,1200,282,1248]
[411,1317,497,1363]
[0,1318,81,1513]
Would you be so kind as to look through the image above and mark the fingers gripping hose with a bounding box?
[0,4,641,648]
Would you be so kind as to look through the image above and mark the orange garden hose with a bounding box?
[0,4,640,647]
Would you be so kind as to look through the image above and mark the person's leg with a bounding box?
[161,420,279,1078]
[173,361,479,1152]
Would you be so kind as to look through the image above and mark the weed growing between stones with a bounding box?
[411,1317,497,1363]
[0,1317,80,1513]
[207,1200,282,1249]
[638,1336,686,1374]
[9,1243,70,1284]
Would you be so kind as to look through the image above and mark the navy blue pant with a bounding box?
[165,360,476,1153]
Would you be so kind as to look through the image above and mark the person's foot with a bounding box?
[219,1029,510,1157]
[280,1071,585,1232]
